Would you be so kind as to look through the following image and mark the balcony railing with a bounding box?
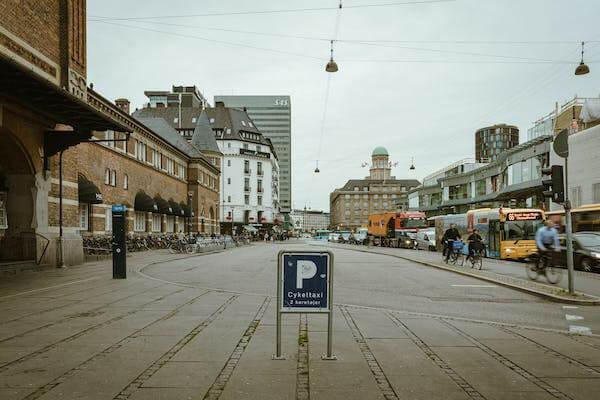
[257,187,264,193]
[244,186,251,193]
[244,169,251,175]
[257,170,264,176]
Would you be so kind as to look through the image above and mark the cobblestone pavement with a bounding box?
[1,243,600,399]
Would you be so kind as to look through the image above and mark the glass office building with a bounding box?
[214,95,292,213]
[475,124,519,163]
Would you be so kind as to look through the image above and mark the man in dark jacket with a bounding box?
[443,223,461,263]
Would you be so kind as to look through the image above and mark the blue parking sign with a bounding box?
[279,252,331,312]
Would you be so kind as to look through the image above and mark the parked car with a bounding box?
[397,232,416,249]
[351,228,368,245]
[416,229,436,251]
[328,232,340,242]
[556,232,600,272]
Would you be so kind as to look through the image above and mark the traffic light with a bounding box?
[541,165,565,204]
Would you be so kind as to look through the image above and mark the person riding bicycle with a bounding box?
[467,229,485,259]
[535,220,560,268]
[443,223,462,263]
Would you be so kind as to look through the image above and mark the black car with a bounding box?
[556,232,600,272]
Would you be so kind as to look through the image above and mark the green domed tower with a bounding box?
[370,146,391,179]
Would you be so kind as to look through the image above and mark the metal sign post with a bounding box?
[111,204,127,279]
[274,250,336,360]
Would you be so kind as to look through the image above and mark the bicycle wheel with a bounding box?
[168,244,177,254]
[449,252,459,265]
[526,260,540,281]
[545,266,562,284]
[185,244,195,254]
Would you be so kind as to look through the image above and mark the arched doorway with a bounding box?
[0,131,36,262]
[209,207,215,234]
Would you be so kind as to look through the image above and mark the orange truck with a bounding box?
[368,211,428,247]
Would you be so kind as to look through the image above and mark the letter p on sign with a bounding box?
[296,260,317,289]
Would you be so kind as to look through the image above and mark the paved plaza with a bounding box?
[1,242,600,400]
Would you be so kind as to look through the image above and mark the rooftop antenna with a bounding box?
[409,157,416,170]
[314,160,320,173]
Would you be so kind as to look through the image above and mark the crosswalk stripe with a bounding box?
[569,325,592,335]
[565,314,584,321]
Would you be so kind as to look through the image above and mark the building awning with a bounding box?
[243,225,258,233]
[77,175,103,204]
[180,203,194,217]
[169,199,183,216]
[135,191,157,212]
[154,196,172,214]
[0,56,130,134]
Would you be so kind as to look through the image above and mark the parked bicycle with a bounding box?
[168,237,195,254]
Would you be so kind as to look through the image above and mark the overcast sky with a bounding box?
[88,0,600,212]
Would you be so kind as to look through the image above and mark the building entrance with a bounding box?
[0,131,36,263]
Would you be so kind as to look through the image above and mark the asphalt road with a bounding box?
[1,242,600,400]
[143,241,600,334]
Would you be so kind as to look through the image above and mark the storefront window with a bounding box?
[166,215,175,232]
[475,179,486,197]
[134,211,146,232]
[0,192,7,229]
[79,204,89,230]
[152,214,161,232]
[105,208,112,232]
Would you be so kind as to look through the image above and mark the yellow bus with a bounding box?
[546,204,600,233]
[434,208,545,260]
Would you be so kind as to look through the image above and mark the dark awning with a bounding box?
[0,56,130,134]
[180,203,194,217]
[169,199,183,216]
[78,175,103,204]
[134,191,157,212]
[154,196,172,214]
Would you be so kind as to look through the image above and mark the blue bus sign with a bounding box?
[279,251,332,313]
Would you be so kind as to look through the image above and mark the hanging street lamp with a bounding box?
[325,40,339,73]
[575,41,590,76]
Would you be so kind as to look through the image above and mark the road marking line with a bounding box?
[0,277,100,300]
[562,305,579,309]
[451,284,497,288]
[569,325,592,335]
[565,314,585,321]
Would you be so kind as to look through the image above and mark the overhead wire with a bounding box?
[315,1,344,171]
[89,0,456,21]
[91,20,324,61]
[89,18,599,47]
[89,20,595,65]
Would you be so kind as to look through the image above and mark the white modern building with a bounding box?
[214,95,292,214]
[550,123,600,210]
[193,102,280,232]
[290,209,330,232]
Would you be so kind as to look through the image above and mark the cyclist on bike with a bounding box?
[443,223,461,263]
[535,220,560,268]
[467,229,484,259]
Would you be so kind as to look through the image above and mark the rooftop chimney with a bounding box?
[115,98,130,114]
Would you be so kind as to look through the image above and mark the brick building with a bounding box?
[330,147,420,230]
[0,1,220,269]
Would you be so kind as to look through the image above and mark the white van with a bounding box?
[415,229,436,251]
